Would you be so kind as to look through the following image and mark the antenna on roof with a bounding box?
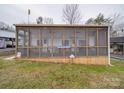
[28,9,30,24]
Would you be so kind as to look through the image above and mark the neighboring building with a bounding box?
[110,36,124,55]
[111,24,124,37]
[0,22,21,48]
[0,29,15,48]
[14,24,109,65]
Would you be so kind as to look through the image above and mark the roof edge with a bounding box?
[14,24,109,27]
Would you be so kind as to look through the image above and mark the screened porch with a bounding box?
[15,25,108,58]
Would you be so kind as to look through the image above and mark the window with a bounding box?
[62,40,69,46]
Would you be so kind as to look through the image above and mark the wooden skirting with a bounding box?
[18,56,108,65]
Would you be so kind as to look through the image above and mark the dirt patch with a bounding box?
[87,73,123,88]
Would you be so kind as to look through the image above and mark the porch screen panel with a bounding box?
[40,30,51,57]
[98,28,108,56]
[41,30,51,47]
[99,47,108,55]
[29,48,39,57]
[18,29,29,57]
[76,47,86,56]
[30,29,40,47]
[29,28,40,57]
[64,29,73,56]
[40,47,51,57]
[87,28,97,56]
[53,30,63,57]
[18,48,27,57]
[76,29,86,56]
[18,30,24,47]
[88,47,97,56]
[77,30,86,46]
[25,31,28,47]
[87,29,97,46]
[98,29,107,46]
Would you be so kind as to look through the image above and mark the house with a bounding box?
[110,36,124,55]
[0,29,15,48]
[14,24,110,65]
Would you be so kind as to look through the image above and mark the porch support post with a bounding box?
[123,43,124,55]
[62,30,65,57]
[74,29,77,56]
[51,30,54,57]
[108,26,111,65]
[24,30,26,47]
[27,27,30,57]
[85,28,88,56]
[96,28,99,56]
[39,29,41,58]
[15,27,18,56]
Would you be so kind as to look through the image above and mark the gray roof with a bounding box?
[110,37,124,43]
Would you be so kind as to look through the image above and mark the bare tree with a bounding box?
[110,13,124,37]
[63,4,82,24]
[43,17,53,24]
[110,13,121,26]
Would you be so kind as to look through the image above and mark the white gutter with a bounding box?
[108,26,113,66]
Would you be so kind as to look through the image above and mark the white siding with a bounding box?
[0,30,15,38]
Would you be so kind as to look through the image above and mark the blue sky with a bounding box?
[0,4,124,25]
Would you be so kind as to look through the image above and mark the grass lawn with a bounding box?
[0,58,124,89]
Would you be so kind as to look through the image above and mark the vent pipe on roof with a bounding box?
[28,9,30,24]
